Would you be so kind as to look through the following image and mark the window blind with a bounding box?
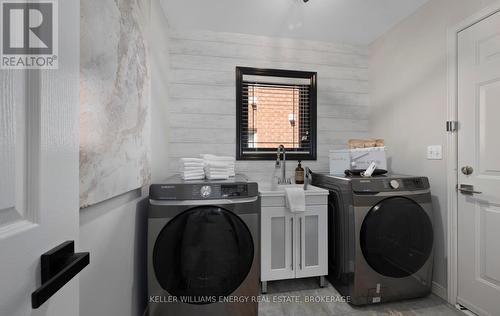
[241,81,312,154]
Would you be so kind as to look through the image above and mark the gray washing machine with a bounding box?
[148,175,260,316]
[311,173,434,306]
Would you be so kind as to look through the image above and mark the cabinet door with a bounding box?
[261,207,295,281]
[296,205,328,278]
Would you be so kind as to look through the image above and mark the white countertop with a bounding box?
[258,183,329,197]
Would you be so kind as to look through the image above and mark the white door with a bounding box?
[457,10,500,316]
[295,206,327,279]
[0,0,80,315]
[261,207,294,281]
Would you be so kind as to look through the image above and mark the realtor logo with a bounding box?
[1,0,58,69]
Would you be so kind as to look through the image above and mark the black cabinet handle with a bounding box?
[31,241,90,309]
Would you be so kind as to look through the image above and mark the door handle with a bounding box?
[457,184,482,195]
[32,241,90,309]
[299,217,303,270]
[461,166,474,175]
[290,217,293,270]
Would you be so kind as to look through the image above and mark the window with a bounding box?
[236,67,317,160]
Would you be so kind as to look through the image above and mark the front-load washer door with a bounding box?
[360,197,433,278]
[153,206,254,304]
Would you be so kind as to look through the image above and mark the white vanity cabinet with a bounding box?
[295,205,328,279]
[259,185,328,292]
[261,206,295,281]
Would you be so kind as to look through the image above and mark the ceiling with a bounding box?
[160,0,430,45]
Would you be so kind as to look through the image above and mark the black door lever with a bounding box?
[31,241,90,309]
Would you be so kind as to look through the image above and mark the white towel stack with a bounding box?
[180,158,205,180]
[201,154,236,180]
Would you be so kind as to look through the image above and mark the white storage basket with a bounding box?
[329,147,387,175]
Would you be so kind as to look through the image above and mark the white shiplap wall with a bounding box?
[164,30,369,182]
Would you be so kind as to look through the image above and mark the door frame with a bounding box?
[446,0,500,305]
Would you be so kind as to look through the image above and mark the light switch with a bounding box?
[427,145,443,160]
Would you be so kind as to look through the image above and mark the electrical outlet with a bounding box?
[427,145,443,160]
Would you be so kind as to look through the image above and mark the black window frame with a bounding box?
[236,67,317,161]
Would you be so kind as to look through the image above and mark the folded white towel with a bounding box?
[199,155,236,178]
[179,158,206,179]
[205,167,229,173]
[205,165,234,171]
[182,164,204,169]
[207,172,231,177]
[182,170,205,176]
[182,162,205,168]
[201,155,235,163]
[183,169,204,174]
[205,167,228,172]
[206,173,229,180]
[285,188,305,213]
[182,166,204,172]
[180,158,204,163]
[204,161,230,168]
[182,174,205,180]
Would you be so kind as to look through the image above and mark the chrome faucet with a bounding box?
[275,145,291,184]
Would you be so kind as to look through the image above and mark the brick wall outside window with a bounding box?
[247,86,300,149]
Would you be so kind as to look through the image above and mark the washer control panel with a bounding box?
[191,184,221,199]
[191,184,250,199]
[352,177,429,193]
[192,184,249,199]
[150,181,258,200]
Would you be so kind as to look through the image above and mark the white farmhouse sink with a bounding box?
[258,183,328,197]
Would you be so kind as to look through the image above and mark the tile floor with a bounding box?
[259,278,464,316]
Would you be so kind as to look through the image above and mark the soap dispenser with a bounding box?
[295,161,304,184]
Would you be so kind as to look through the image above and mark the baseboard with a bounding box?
[455,304,478,316]
[432,281,447,300]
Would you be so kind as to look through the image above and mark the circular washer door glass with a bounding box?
[360,197,433,278]
[153,206,254,304]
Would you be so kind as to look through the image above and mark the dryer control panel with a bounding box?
[351,176,429,193]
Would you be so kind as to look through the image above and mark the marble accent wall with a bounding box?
[80,0,151,207]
